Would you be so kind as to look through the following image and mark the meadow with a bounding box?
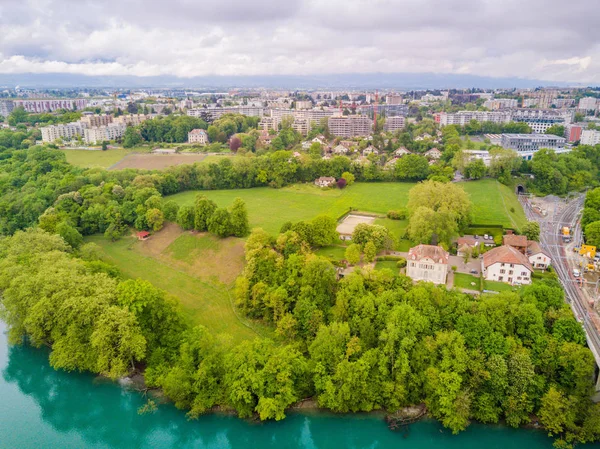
[60,148,138,168]
[168,179,527,235]
[86,225,272,342]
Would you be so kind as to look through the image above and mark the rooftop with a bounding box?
[408,244,449,264]
[483,245,532,271]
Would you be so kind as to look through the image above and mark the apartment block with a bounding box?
[578,97,598,111]
[581,129,600,146]
[187,106,264,120]
[114,114,150,126]
[13,98,87,113]
[84,123,127,144]
[483,99,518,110]
[384,116,406,133]
[434,111,512,126]
[328,115,372,137]
[564,124,583,143]
[80,114,113,127]
[41,122,87,143]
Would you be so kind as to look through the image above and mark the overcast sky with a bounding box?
[0,0,598,83]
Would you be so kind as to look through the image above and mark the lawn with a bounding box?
[483,280,521,293]
[453,273,481,290]
[315,245,348,261]
[86,228,271,342]
[168,180,525,235]
[375,260,399,272]
[60,148,135,168]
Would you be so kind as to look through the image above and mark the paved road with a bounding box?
[520,194,600,366]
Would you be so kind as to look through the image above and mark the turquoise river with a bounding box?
[1,320,598,449]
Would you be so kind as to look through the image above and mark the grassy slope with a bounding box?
[86,233,268,342]
[168,180,526,235]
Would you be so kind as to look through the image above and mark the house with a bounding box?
[258,130,274,146]
[312,136,326,145]
[315,176,336,187]
[424,148,442,159]
[527,240,551,270]
[503,233,528,254]
[362,145,379,156]
[456,236,479,256]
[384,158,398,169]
[394,147,411,157]
[340,140,354,149]
[333,144,349,155]
[137,231,150,241]
[292,151,302,158]
[482,245,532,285]
[406,244,449,285]
[302,141,312,150]
[188,128,209,144]
[354,156,371,165]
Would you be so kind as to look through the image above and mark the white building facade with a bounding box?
[406,244,449,285]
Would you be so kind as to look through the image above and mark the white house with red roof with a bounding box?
[482,245,532,285]
[406,244,449,285]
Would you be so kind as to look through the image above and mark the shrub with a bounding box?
[387,208,408,220]
[396,257,407,268]
[451,265,457,272]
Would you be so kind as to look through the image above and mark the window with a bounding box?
[521,272,528,276]
[499,276,504,281]
[510,264,514,268]
[509,270,513,275]
[500,269,506,274]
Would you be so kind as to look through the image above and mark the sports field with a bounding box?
[86,224,272,342]
[168,179,527,235]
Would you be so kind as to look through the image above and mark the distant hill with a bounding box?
[0,72,578,90]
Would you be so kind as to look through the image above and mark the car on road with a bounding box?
[573,269,581,278]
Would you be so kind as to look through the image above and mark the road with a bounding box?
[520,194,600,367]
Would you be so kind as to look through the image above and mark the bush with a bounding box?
[396,257,407,268]
[387,208,408,220]
[451,265,457,272]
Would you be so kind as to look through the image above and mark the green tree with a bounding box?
[194,195,217,232]
[177,205,195,230]
[341,171,355,186]
[145,208,165,231]
[208,208,232,237]
[585,221,600,248]
[310,215,339,247]
[545,125,565,137]
[123,126,142,148]
[91,306,147,379]
[56,221,83,248]
[364,241,377,262]
[345,244,361,265]
[230,198,250,237]
[522,221,540,241]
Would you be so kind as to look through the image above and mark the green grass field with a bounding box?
[315,245,348,261]
[60,149,135,168]
[483,280,521,293]
[168,179,526,235]
[375,260,399,272]
[86,232,271,342]
[453,273,481,290]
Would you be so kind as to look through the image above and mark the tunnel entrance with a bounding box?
[516,185,526,195]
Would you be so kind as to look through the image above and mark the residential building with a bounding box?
[510,109,574,133]
[463,149,492,166]
[328,115,372,137]
[406,244,449,285]
[40,121,87,143]
[188,129,209,144]
[483,98,518,110]
[384,116,405,132]
[456,236,479,257]
[581,129,600,146]
[424,148,442,159]
[12,98,87,113]
[552,98,574,109]
[295,100,312,110]
[500,134,567,159]
[578,97,598,111]
[362,145,378,156]
[503,233,528,254]
[114,114,149,126]
[187,106,264,120]
[332,144,349,155]
[0,100,14,117]
[385,94,403,105]
[527,241,551,270]
[434,111,512,126]
[482,245,532,285]
[80,114,113,128]
[83,123,127,144]
[564,124,583,143]
[314,176,336,188]
[522,98,538,108]
[394,147,411,157]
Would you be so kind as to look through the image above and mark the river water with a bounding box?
[0,320,595,449]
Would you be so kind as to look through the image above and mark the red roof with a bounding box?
[408,244,449,264]
[137,231,150,238]
[483,245,532,271]
[503,234,527,248]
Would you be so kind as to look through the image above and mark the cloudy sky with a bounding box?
[0,0,598,83]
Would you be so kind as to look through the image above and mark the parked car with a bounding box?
[470,269,478,275]
[573,269,581,278]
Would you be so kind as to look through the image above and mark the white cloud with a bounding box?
[0,0,598,83]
